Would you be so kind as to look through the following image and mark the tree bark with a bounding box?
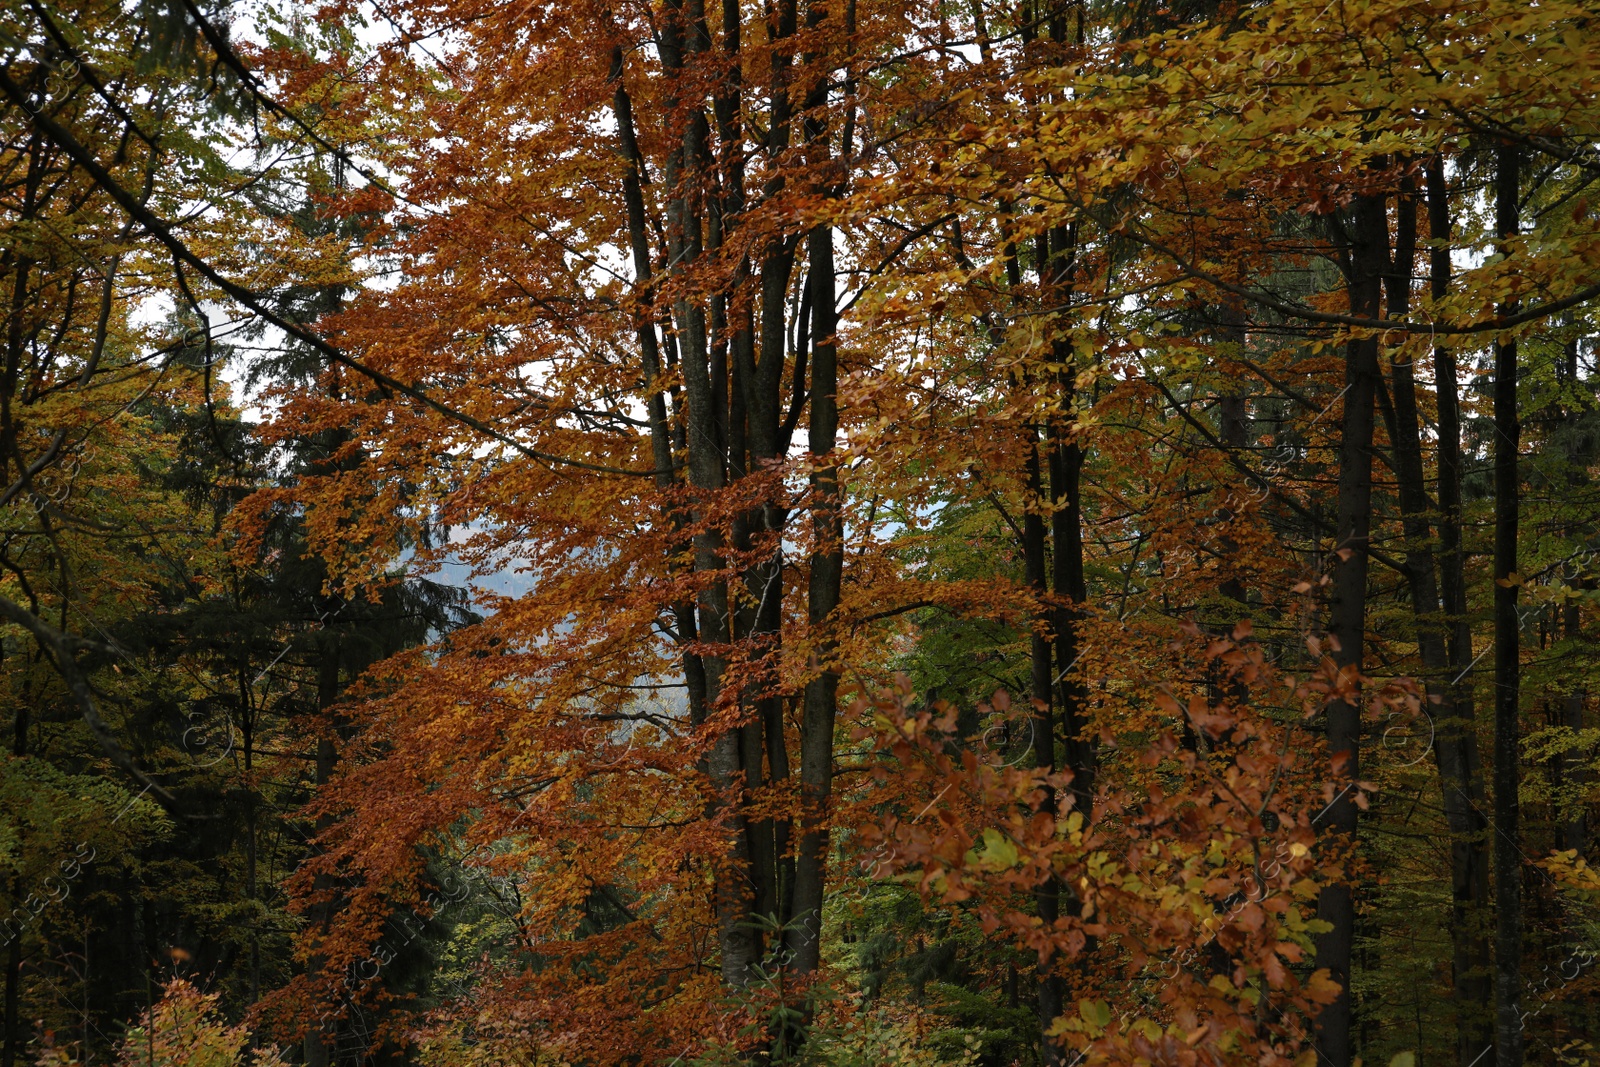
[1314,191,1386,1067]
[787,215,841,975]
[1049,316,1092,812]
[785,0,852,986]
[1025,428,1064,1065]
[663,0,764,988]
[1425,156,1495,1066]
[1381,170,1492,1065]
[1491,141,1524,1067]
[1207,301,1249,733]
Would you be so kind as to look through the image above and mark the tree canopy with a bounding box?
[1,0,1599,1065]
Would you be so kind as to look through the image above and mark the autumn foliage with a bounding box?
[2,0,1600,1065]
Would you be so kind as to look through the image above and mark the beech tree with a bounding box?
[1,0,1599,1065]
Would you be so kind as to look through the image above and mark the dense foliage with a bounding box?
[1,0,1598,1065]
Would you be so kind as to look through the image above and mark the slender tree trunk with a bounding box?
[1033,208,1084,1067]
[748,0,803,944]
[1049,403,1091,802]
[1315,191,1386,1067]
[1208,301,1249,729]
[707,0,787,945]
[788,216,841,976]
[607,44,710,740]
[1025,430,1064,1066]
[1380,174,1494,1065]
[664,0,764,987]
[1049,423,1091,814]
[1216,362,1250,613]
[1491,142,1524,1067]
[1425,155,1495,1066]
[787,0,857,982]
[784,0,856,989]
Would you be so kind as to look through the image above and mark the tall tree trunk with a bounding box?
[784,0,853,988]
[1382,170,1492,1065]
[709,0,787,944]
[663,0,763,987]
[787,216,841,976]
[1049,425,1091,813]
[607,44,709,741]
[1426,155,1494,1066]
[1048,323,1092,810]
[1491,142,1524,1067]
[1025,429,1064,1066]
[749,0,803,943]
[1314,191,1386,1067]
[1208,301,1249,727]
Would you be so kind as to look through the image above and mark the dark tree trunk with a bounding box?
[1315,191,1386,1067]
[1049,420,1091,813]
[1491,142,1524,1067]
[1024,429,1065,1065]
[1207,301,1250,733]
[788,215,842,975]
[1426,156,1495,1066]
[1381,171,1492,1064]
[662,0,766,986]
[784,0,853,986]
[1216,300,1249,613]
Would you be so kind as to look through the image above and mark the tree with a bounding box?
[3,0,1600,1064]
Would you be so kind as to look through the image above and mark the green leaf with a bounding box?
[975,827,1020,871]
